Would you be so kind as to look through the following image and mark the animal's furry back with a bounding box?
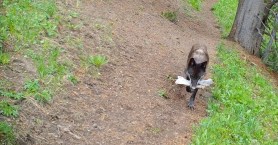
[187,44,209,65]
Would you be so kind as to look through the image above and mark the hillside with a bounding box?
[2,0,221,144]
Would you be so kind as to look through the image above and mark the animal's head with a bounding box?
[187,58,207,89]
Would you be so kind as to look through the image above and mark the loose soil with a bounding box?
[2,0,232,144]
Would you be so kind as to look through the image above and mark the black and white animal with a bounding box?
[185,44,209,110]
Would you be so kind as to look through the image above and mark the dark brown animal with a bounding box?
[185,44,209,110]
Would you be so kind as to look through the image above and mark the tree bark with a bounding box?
[228,0,277,56]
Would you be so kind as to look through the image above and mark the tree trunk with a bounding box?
[228,0,277,56]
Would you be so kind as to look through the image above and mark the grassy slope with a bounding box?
[192,44,278,144]
[0,0,60,144]
[192,0,278,144]
[211,0,237,37]
[0,1,109,144]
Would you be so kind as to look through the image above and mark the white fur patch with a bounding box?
[192,49,207,64]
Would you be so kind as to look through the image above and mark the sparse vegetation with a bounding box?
[161,11,177,22]
[192,43,278,144]
[25,40,68,79]
[0,0,62,142]
[150,127,162,134]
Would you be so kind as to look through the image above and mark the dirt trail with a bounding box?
[15,0,220,144]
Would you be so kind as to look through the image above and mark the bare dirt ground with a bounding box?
[4,0,223,144]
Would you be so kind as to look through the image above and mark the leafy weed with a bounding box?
[0,101,18,117]
[88,55,108,69]
[34,90,52,103]
[158,89,168,99]
[0,122,15,144]
[161,11,177,22]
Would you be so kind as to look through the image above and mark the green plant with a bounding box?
[24,79,40,93]
[0,101,18,117]
[68,75,78,85]
[158,89,168,99]
[0,122,15,144]
[34,90,52,103]
[0,90,24,100]
[161,11,177,22]
[192,43,278,144]
[0,53,10,64]
[187,0,203,11]
[88,55,108,69]
[23,79,53,103]
[150,127,161,134]
[212,0,238,37]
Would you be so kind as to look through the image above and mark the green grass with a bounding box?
[0,0,62,142]
[26,45,68,79]
[161,11,177,23]
[212,0,238,37]
[212,0,277,72]
[1,0,58,47]
[0,52,10,64]
[0,0,67,83]
[0,122,15,144]
[1,0,66,88]
[191,43,278,144]
[187,0,203,11]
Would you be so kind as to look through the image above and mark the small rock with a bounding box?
[93,123,98,129]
